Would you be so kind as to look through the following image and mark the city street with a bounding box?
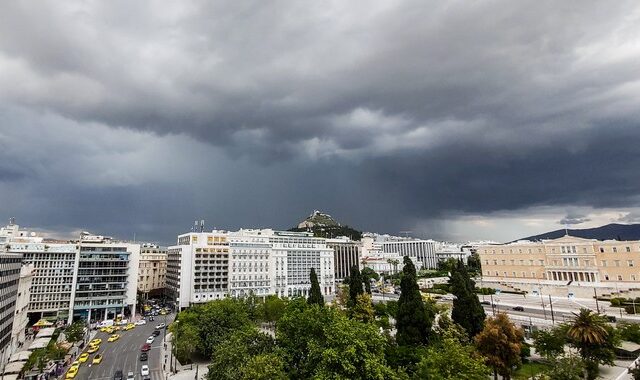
[74,313,174,380]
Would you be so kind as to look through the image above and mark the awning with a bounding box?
[28,337,50,350]
[36,327,56,338]
[3,361,25,374]
[9,350,32,362]
[33,319,53,327]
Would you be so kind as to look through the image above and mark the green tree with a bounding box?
[241,353,287,380]
[544,355,587,380]
[566,309,617,380]
[467,252,482,274]
[396,256,432,346]
[475,313,523,380]
[450,260,485,337]
[307,268,324,306]
[414,338,490,380]
[277,299,399,379]
[208,327,277,380]
[618,321,640,343]
[173,323,199,363]
[532,327,567,359]
[64,321,85,343]
[351,293,375,323]
[361,267,380,294]
[348,264,364,307]
[263,295,287,328]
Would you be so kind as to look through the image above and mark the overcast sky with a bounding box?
[2,1,640,244]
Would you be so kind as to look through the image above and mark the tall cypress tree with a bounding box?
[348,264,363,308]
[450,260,486,337]
[307,268,324,306]
[396,256,431,346]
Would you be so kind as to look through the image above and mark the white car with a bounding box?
[140,365,149,376]
[155,323,165,329]
[126,372,135,380]
[135,320,146,325]
[145,336,154,344]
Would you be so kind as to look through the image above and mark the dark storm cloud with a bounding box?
[0,1,640,241]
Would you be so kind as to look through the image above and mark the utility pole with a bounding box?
[548,295,555,324]
[594,287,600,313]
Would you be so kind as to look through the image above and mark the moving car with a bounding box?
[78,353,90,363]
[152,330,160,337]
[87,344,99,353]
[108,334,120,342]
[139,352,148,361]
[66,366,79,379]
[145,336,155,344]
[140,365,149,376]
[135,320,146,325]
[512,306,525,311]
[90,338,102,346]
[126,371,135,380]
[113,370,123,380]
[92,354,103,364]
[140,343,151,352]
[155,323,166,329]
[124,323,135,330]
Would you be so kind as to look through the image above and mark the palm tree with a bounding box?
[566,308,610,379]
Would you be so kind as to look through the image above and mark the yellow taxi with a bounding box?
[78,353,90,363]
[108,334,120,342]
[69,360,81,370]
[124,323,135,331]
[92,354,103,364]
[100,326,110,332]
[65,366,79,379]
[87,344,99,353]
[89,338,102,346]
[112,325,121,331]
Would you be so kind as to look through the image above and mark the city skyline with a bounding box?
[1,2,640,243]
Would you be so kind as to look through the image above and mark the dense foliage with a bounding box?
[64,321,85,343]
[396,256,432,346]
[450,260,486,337]
[307,268,324,307]
[475,313,524,380]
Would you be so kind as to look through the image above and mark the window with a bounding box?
[628,260,634,267]
[601,260,607,267]
[600,247,605,253]
[531,272,536,278]
[584,259,590,266]
[539,260,544,265]
[615,260,620,267]
[618,275,623,281]
[627,247,631,253]
[613,247,618,253]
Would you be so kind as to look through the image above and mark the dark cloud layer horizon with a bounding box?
[1,1,640,244]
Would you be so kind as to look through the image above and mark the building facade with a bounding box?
[326,237,361,281]
[378,237,439,270]
[167,229,335,308]
[10,264,33,355]
[479,235,640,288]
[73,233,140,323]
[166,231,230,309]
[0,251,22,366]
[138,244,167,299]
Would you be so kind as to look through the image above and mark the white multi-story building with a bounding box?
[167,229,335,308]
[0,250,22,366]
[0,222,140,324]
[435,242,468,263]
[378,236,439,270]
[138,244,167,300]
[167,231,230,309]
[10,264,33,354]
[326,237,361,281]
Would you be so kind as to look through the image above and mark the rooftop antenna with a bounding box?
[564,223,569,236]
[200,220,205,232]
[193,220,198,232]
[9,217,15,226]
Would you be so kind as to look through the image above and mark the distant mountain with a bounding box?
[520,223,640,242]
[289,210,362,241]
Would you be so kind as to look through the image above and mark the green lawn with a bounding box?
[513,362,551,379]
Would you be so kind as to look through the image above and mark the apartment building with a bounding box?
[479,235,640,288]
[326,237,361,281]
[10,264,33,354]
[166,231,230,309]
[375,235,439,269]
[138,244,167,299]
[1,222,140,323]
[74,233,140,323]
[167,229,335,308]
[0,251,22,365]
